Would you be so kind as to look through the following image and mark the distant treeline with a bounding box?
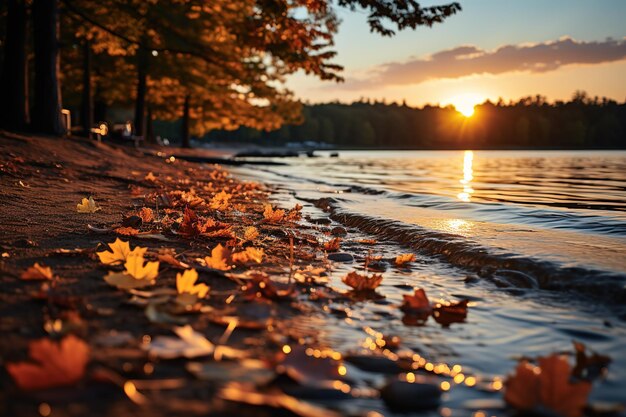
[204,91,626,149]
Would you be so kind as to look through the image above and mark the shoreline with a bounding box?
[0,132,621,417]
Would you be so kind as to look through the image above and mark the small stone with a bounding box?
[327,252,353,262]
[380,380,441,411]
[344,354,401,374]
[122,215,143,228]
[330,226,347,236]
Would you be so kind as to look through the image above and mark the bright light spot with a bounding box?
[450,94,483,117]
[338,365,347,376]
[465,376,477,387]
[38,403,51,417]
[282,345,291,354]
[152,50,159,57]
[406,372,416,383]
[457,150,474,202]
[440,381,451,391]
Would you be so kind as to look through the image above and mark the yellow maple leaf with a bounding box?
[21,263,53,280]
[124,254,159,280]
[203,244,231,271]
[76,196,100,213]
[97,238,147,265]
[231,247,264,264]
[176,269,209,298]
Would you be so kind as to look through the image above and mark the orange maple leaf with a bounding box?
[263,204,285,223]
[209,190,232,211]
[323,237,341,252]
[21,263,53,280]
[138,207,154,223]
[342,271,383,291]
[231,247,264,264]
[395,253,416,266]
[504,354,592,417]
[6,335,89,390]
[401,289,432,315]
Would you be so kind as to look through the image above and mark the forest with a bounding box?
[205,92,626,149]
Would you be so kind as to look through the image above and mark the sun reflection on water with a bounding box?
[457,150,474,202]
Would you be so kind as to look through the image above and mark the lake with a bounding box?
[233,150,626,413]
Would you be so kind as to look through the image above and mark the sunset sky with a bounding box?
[287,0,626,107]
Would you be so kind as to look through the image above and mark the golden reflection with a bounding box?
[457,150,474,202]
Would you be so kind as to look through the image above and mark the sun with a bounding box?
[450,94,483,118]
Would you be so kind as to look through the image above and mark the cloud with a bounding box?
[339,37,626,90]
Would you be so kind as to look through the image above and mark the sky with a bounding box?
[286,0,626,108]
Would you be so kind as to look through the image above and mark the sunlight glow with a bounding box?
[450,94,483,117]
[457,150,474,202]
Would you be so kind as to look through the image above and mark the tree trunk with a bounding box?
[0,0,29,131]
[181,94,191,148]
[146,106,155,144]
[80,40,93,136]
[32,0,64,135]
[133,47,148,137]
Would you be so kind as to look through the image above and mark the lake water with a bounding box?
[232,150,626,413]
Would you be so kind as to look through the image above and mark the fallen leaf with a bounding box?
[209,190,232,211]
[243,272,295,301]
[114,226,139,236]
[157,250,189,269]
[6,335,89,390]
[21,263,53,280]
[97,238,147,265]
[138,207,154,223]
[243,226,259,241]
[395,253,416,266]
[204,244,231,271]
[342,271,383,291]
[76,196,100,213]
[125,254,159,280]
[538,355,592,417]
[144,325,214,359]
[322,238,341,252]
[231,247,264,264]
[176,269,209,298]
[263,204,285,223]
[504,354,592,417]
[357,238,377,245]
[400,289,432,316]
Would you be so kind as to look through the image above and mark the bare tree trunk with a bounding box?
[0,0,29,131]
[80,39,93,136]
[146,105,155,144]
[133,47,148,137]
[32,0,64,135]
[181,94,191,148]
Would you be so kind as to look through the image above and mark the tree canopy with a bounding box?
[0,0,461,142]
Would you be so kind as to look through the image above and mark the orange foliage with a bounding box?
[263,204,285,223]
[505,355,592,417]
[322,237,341,252]
[395,253,416,266]
[342,271,383,291]
[21,263,53,280]
[401,289,432,315]
[6,335,89,390]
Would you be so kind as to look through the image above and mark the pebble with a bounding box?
[344,354,401,374]
[331,226,347,236]
[327,252,353,262]
[380,380,441,411]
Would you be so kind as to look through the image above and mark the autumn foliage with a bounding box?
[7,335,89,390]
